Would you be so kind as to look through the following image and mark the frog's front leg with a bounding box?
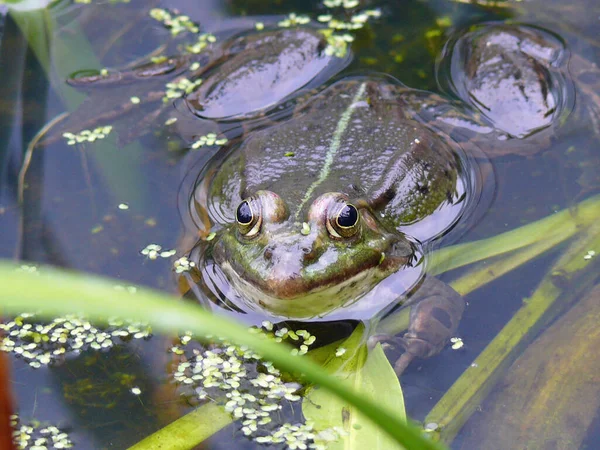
[569,53,600,136]
[371,277,464,375]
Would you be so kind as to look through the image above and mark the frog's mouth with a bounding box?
[218,254,410,319]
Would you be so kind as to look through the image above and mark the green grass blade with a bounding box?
[128,402,232,450]
[429,193,599,275]
[0,262,445,450]
[424,221,600,442]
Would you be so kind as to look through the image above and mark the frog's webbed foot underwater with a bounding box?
[369,278,464,376]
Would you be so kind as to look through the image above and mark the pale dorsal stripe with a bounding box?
[295,82,367,220]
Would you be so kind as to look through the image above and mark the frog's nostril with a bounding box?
[263,248,273,260]
[302,246,317,262]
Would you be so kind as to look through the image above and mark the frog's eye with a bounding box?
[236,199,262,238]
[327,203,360,239]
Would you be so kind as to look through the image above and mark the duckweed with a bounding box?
[170,325,336,447]
[0,313,151,368]
[278,13,311,28]
[62,126,112,145]
[11,415,73,450]
[191,133,228,149]
[140,244,176,260]
[450,337,464,350]
[186,33,217,54]
[149,8,199,36]
[163,77,203,102]
[173,256,196,273]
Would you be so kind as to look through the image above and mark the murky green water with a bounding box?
[0,0,599,448]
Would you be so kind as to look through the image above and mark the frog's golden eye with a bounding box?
[327,203,360,239]
[236,199,262,238]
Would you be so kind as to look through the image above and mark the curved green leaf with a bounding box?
[303,325,406,450]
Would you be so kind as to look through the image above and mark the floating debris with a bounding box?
[174,256,196,274]
[62,126,112,145]
[301,222,311,236]
[91,224,104,234]
[335,347,347,357]
[278,13,311,28]
[450,337,464,350]
[113,284,138,294]
[323,0,359,8]
[191,133,228,149]
[0,313,151,368]
[11,415,73,449]
[164,77,203,101]
[131,387,142,395]
[17,265,39,275]
[151,55,168,64]
[149,8,199,36]
[320,30,354,58]
[186,33,217,54]
[423,422,439,433]
[140,244,176,260]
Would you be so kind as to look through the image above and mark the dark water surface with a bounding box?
[0,0,599,448]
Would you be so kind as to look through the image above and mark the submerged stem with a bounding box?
[424,220,600,442]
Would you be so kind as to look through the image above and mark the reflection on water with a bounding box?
[0,0,598,448]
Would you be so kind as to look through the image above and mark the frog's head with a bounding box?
[207,190,419,318]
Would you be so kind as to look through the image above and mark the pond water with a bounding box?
[0,0,599,449]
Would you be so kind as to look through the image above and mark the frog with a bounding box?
[180,75,508,375]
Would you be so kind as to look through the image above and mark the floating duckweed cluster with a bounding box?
[140,244,176,260]
[450,337,464,350]
[312,3,381,58]
[62,126,112,145]
[11,415,73,450]
[583,249,596,260]
[319,30,354,58]
[318,8,381,30]
[171,324,336,448]
[17,264,39,275]
[173,256,196,273]
[323,0,359,8]
[186,33,217,54]
[191,133,228,149]
[0,313,151,369]
[149,8,199,36]
[278,13,311,28]
[164,77,203,101]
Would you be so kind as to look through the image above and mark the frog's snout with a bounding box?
[261,241,319,266]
